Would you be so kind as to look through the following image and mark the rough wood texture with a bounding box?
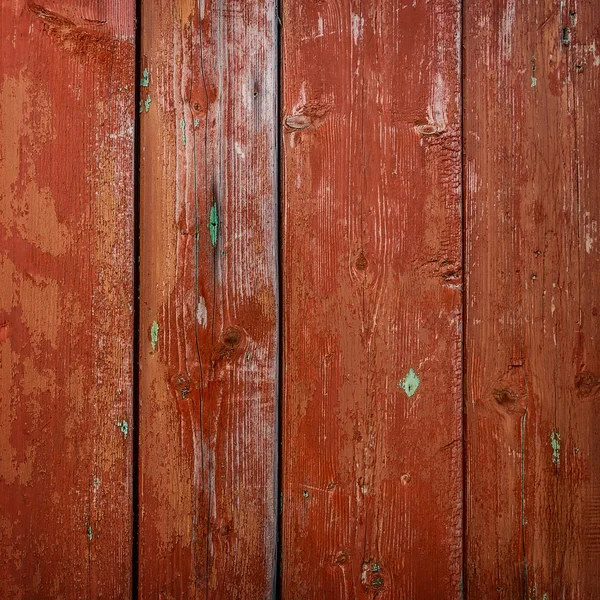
[465,0,600,597]
[281,1,463,596]
[0,2,135,598]
[138,1,278,597]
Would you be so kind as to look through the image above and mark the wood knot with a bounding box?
[284,114,311,130]
[415,123,444,136]
[213,326,247,363]
[493,388,517,406]
[335,552,349,565]
[223,327,243,348]
[171,373,192,399]
[355,250,368,271]
[575,370,600,398]
[218,521,231,537]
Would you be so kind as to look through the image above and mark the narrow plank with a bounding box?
[281,1,463,596]
[0,2,135,597]
[465,0,600,596]
[138,1,278,597]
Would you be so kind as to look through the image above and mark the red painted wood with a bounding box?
[465,0,600,596]
[138,1,278,597]
[281,1,463,596]
[0,2,135,597]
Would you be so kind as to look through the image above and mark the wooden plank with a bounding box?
[280,1,463,596]
[0,2,135,598]
[138,1,278,597]
[464,0,600,596]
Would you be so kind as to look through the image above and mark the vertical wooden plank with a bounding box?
[281,1,463,596]
[0,2,135,598]
[138,1,278,597]
[465,0,600,596]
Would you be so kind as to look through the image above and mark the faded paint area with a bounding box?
[1,2,135,597]
[196,297,207,327]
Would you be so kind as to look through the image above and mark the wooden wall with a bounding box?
[1,0,598,598]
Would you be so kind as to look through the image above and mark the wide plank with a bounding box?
[138,1,278,597]
[0,2,136,597]
[464,0,600,596]
[281,1,463,596]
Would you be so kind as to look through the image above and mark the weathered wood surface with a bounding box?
[0,1,135,598]
[280,1,463,596]
[464,0,600,597]
[138,1,278,597]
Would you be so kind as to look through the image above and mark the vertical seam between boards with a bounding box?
[460,0,467,597]
[132,1,142,597]
[274,0,283,598]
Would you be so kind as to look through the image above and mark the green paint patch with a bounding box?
[303,490,309,498]
[117,420,129,438]
[550,430,561,465]
[151,321,159,351]
[398,368,420,397]
[180,118,187,147]
[531,76,537,87]
[140,68,149,87]
[87,525,93,542]
[139,95,152,113]
[209,203,218,246]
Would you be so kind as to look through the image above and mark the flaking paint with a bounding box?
[550,430,561,465]
[399,368,420,397]
[209,203,218,246]
[151,321,159,350]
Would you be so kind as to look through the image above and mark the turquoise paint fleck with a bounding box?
[140,97,152,113]
[550,430,561,464]
[303,490,309,498]
[209,203,218,246]
[117,420,129,438]
[194,118,200,127]
[87,525,93,542]
[151,321,159,351]
[531,76,537,87]
[398,368,420,397]
[180,118,187,147]
[140,68,149,87]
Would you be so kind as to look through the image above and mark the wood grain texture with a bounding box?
[138,1,278,597]
[280,1,463,597]
[464,0,600,597]
[0,1,135,598]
